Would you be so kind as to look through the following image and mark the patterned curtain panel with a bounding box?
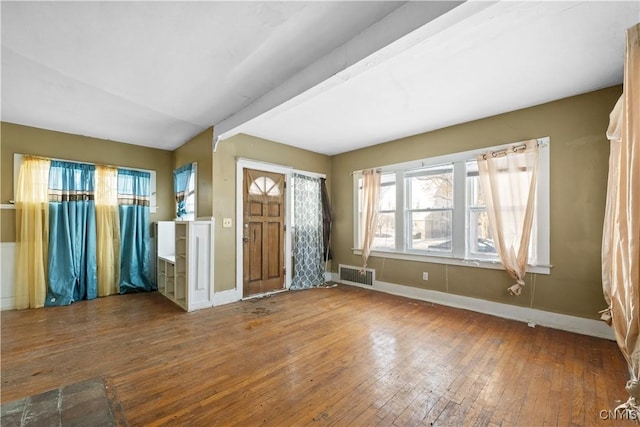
[47,161,98,306]
[118,169,154,293]
[290,174,325,290]
[173,163,194,219]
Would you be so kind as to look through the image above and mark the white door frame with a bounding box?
[236,158,293,299]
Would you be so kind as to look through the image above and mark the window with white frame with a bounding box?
[354,138,550,273]
[406,164,454,253]
[183,165,197,220]
[465,160,498,260]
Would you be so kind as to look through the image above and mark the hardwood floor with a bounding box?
[0,285,631,426]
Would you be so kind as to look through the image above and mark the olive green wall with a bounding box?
[212,133,332,292]
[173,127,214,219]
[0,122,175,242]
[330,86,621,320]
[2,85,619,320]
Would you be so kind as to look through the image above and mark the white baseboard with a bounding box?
[213,288,241,306]
[1,243,16,311]
[328,272,615,340]
[1,297,16,311]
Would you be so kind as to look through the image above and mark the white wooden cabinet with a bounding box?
[155,219,214,312]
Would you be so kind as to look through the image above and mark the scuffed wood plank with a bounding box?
[0,285,630,426]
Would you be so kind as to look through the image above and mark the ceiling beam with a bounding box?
[213,1,495,146]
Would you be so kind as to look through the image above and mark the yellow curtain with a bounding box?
[602,23,640,415]
[14,156,50,309]
[95,165,120,297]
[360,168,381,271]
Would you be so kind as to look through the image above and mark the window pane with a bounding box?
[466,161,485,207]
[381,173,395,185]
[357,175,395,210]
[407,166,453,209]
[379,174,396,211]
[373,212,395,249]
[468,209,497,257]
[409,211,452,251]
[183,169,196,220]
[249,176,281,196]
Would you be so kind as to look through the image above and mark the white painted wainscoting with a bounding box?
[2,238,241,311]
[1,243,16,310]
[328,272,615,341]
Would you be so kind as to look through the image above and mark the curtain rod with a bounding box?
[350,167,382,176]
[16,152,150,173]
[350,137,549,175]
[480,138,547,160]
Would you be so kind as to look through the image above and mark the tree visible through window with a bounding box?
[353,139,550,271]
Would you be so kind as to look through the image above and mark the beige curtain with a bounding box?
[14,156,51,309]
[602,23,640,414]
[477,139,539,296]
[360,168,381,271]
[95,165,121,297]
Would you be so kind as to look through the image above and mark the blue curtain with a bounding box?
[118,169,154,293]
[46,161,97,306]
[173,163,193,218]
[290,174,325,290]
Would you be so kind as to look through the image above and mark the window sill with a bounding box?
[352,249,552,275]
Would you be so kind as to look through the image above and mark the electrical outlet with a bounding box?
[422,272,429,280]
[222,218,232,228]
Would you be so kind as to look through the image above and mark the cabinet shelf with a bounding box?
[155,219,214,312]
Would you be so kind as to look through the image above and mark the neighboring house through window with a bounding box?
[353,138,550,274]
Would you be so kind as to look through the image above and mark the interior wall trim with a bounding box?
[213,288,241,307]
[235,158,294,298]
[1,242,16,310]
[328,273,615,340]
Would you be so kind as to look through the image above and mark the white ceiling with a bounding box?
[2,1,639,156]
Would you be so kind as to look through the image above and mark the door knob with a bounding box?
[243,236,249,243]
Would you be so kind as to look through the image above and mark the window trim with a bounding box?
[404,164,455,253]
[234,156,326,296]
[181,162,198,221]
[352,137,551,275]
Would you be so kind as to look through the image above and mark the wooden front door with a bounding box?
[243,168,285,297]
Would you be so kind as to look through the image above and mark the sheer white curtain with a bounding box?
[477,139,539,296]
[602,23,640,415]
[360,168,381,271]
